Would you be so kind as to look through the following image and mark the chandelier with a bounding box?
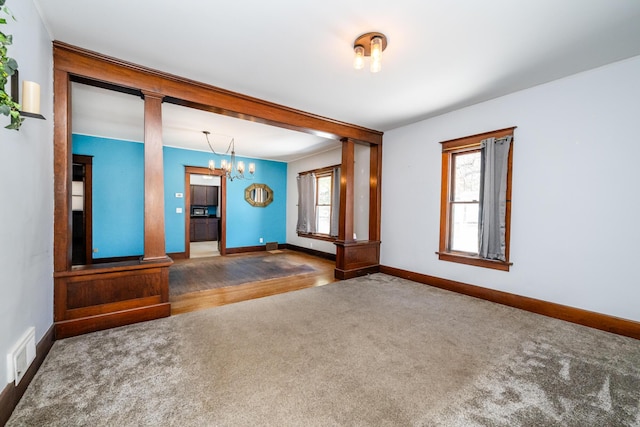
[203,130,255,181]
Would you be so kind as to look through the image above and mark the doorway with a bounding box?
[71,154,93,265]
[189,175,220,258]
[184,166,227,258]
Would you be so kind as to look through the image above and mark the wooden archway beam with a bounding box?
[53,41,383,145]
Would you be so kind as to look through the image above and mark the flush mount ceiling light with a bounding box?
[353,32,388,73]
[203,130,255,181]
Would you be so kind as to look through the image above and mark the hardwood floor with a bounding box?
[170,250,337,315]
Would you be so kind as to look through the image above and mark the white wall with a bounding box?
[0,0,53,384]
[286,148,341,253]
[353,143,370,241]
[381,55,640,322]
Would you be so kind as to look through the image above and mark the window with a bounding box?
[450,149,481,253]
[438,127,515,271]
[297,165,340,240]
[315,172,333,234]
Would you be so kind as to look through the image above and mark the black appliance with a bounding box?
[191,206,208,217]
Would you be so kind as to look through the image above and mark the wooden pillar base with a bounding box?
[53,260,172,338]
[334,240,380,280]
[140,255,173,264]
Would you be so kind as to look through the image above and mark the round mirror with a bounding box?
[245,183,273,207]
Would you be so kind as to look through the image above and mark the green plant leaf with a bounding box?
[1,0,21,130]
[5,108,23,129]
[5,56,17,70]
[1,5,15,20]
[5,114,23,130]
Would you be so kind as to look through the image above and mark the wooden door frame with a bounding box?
[184,166,226,257]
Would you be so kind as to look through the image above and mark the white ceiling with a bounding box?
[36,0,640,162]
[71,84,341,162]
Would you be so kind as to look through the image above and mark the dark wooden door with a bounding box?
[192,218,208,241]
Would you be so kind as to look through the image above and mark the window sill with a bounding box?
[436,251,511,272]
[297,232,336,243]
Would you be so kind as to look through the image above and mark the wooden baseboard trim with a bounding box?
[167,252,187,260]
[225,245,266,255]
[225,244,337,261]
[380,265,640,340]
[281,244,336,261]
[92,253,187,263]
[55,303,171,339]
[0,324,55,426]
[335,265,380,280]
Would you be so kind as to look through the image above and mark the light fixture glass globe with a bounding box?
[353,45,365,70]
[370,36,383,73]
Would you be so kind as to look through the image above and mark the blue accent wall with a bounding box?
[73,134,287,257]
[225,157,287,248]
[163,146,287,251]
[73,135,144,258]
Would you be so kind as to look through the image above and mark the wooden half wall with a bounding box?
[53,42,383,336]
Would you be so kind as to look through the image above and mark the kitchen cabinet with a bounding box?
[207,219,219,241]
[191,185,218,206]
[190,217,219,242]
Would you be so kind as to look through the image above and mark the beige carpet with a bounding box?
[8,274,640,426]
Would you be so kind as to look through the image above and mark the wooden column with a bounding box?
[53,69,72,272]
[334,138,380,279]
[141,91,170,262]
